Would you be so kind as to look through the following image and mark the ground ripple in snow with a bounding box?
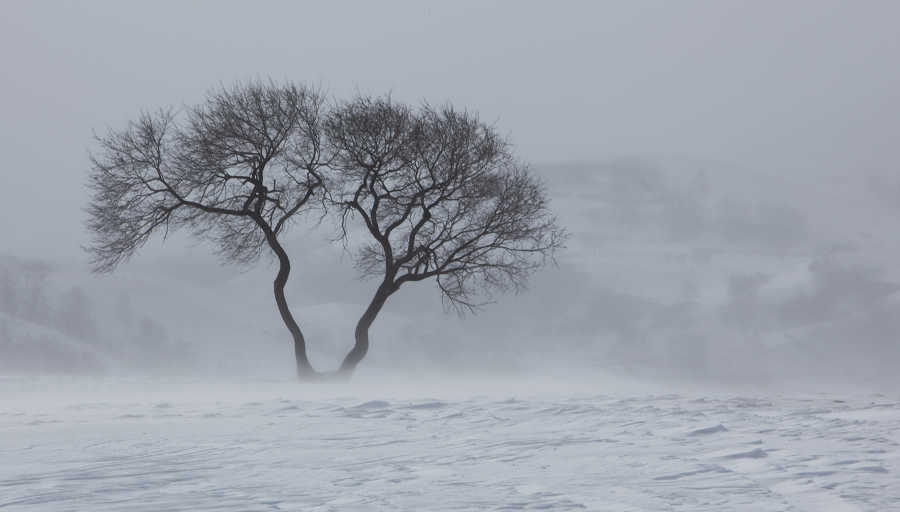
[0,383,898,511]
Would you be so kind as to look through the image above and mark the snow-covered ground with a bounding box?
[1,377,897,511]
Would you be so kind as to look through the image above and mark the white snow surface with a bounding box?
[1,377,898,511]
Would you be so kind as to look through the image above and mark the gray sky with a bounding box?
[2,0,899,258]
[3,1,900,386]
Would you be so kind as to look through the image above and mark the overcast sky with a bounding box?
[3,1,900,386]
[2,0,899,259]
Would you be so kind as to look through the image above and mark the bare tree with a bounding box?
[326,97,566,374]
[86,81,327,378]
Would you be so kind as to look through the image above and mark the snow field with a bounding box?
[1,381,898,511]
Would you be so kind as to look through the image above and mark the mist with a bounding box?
[2,1,900,391]
[4,3,900,509]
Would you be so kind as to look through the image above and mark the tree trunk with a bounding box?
[339,281,392,374]
[273,252,316,378]
[253,215,315,379]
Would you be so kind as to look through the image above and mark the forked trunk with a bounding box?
[339,281,392,374]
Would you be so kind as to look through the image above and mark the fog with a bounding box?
[2,1,900,392]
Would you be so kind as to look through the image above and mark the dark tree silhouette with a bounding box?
[86,81,327,378]
[326,97,566,374]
